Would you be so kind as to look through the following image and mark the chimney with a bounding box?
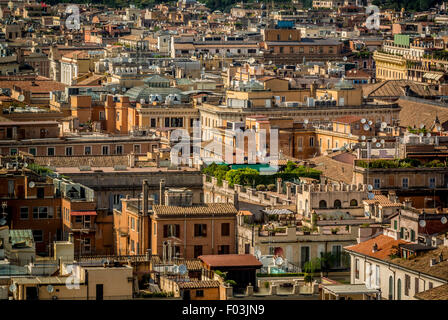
[388,191,397,203]
[142,179,148,215]
[403,198,412,208]
[159,179,165,205]
[372,243,378,253]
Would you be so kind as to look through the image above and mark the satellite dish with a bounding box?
[275,257,284,266]
[361,135,366,141]
[111,88,116,93]
[419,220,426,228]
[18,95,25,102]
[178,264,187,275]
[9,284,16,292]
[381,122,388,129]
[368,120,373,126]
[426,133,431,137]
[47,285,54,293]
[367,192,375,200]
[122,87,126,93]
[363,124,370,131]
[372,138,377,143]
[376,143,381,148]
[0,218,6,226]
[367,184,373,191]
[419,124,425,129]
[343,56,348,62]
[361,118,366,124]
[24,163,28,168]
[304,119,309,124]
[380,139,385,144]
[441,217,447,224]
[29,181,35,188]
[172,265,179,274]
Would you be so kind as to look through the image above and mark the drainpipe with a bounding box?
[211,213,214,254]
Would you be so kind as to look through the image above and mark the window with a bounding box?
[279,47,284,53]
[10,148,17,155]
[429,177,436,188]
[75,216,82,223]
[195,290,204,297]
[405,274,411,296]
[299,47,304,53]
[116,111,120,121]
[289,47,294,53]
[297,137,303,151]
[131,239,135,253]
[400,227,404,239]
[84,146,91,155]
[150,118,156,128]
[218,245,230,254]
[194,224,207,237]
[194,245,203,257]
[116,145,123,155]
[429,282,433,289]
[309,137,314,147]
[410,229,415,242]
[163,224,180,237]
[397,279,402,300]
[134,144,141,154]
[20,207,29,219]
[388,276,394,300]
[402,177,409,189]
[221,223,230,236]
[99,111,105,120]
[33,207,49,219]
[355,259,360,279]
[415,278,419,294]
[47,147,55,156]
[332,245,342,267]
[165,118,170,127]
[394,220,398,230]
[29,148,36,156]
[350,199,358,206]
[37,187,44,199]
[32,230,43,242]
[245,243,250,254]
[102,146,109,155]
[375,265,380,287]
[131,217,135,231]
[374,178,380,189]
[319,200,327,208]
[300,246,310,268]
[65,146,73,156]
[334,199,342,208]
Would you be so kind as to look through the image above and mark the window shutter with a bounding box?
[202,224,207,236]
[163,225,168,238]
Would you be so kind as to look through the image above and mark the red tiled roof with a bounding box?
[199,254,262,268]
[70,211,97,216]
[344,235,409,260]
[333,115,362,124]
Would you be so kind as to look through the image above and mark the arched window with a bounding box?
[397,279,402,300]
[334,199,342,208]
[388,276,394,300]
[319,200,327,208]
[350,199,358,207]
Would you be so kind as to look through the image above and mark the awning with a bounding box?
[70,211,97,216]
[423,73,443,81]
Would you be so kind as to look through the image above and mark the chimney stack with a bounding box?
[372,243,378,253]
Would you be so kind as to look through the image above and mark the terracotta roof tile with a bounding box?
[153,203,237,217]
[199,254,262,268]
[415,283,448,300]
[344,234,409,260]
[177,280,220,289]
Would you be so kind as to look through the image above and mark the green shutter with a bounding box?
[394,220,397,230]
